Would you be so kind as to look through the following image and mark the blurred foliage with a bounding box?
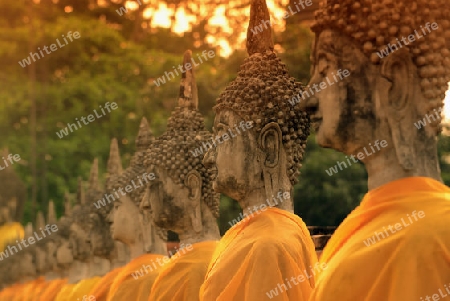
[0,0,449,232]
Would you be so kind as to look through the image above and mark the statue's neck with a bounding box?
[364,142,442,191]
[110,241,129,269]
[128,240,145,260]
[68,260,89,283]
[147,225,167,255]
[45,271,60,280]
[88,256,110,277]
[240,187,293,216]
[177,206,220,246]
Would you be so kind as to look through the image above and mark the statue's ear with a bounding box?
[377,49,415,170]
[258,122,282,169]
[184,170,202,233]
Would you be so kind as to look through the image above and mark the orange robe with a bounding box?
[107,254,166,301]
[149,241,218,301]
[88,267,122,301]
[0,283,22,301]
[54,283,76,301]
[309,177,450,301]
[66,277,101,301]
[38,278,68,301]
[13,277,45,301]
[200,207,318,301]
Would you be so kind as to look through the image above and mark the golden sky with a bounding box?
[132,1,450,119]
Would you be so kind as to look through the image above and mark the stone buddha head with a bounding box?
[302,0,450,186]
[106,125,166,257]
[55,216,74,269]
[84,159,115,259]
[34,212,48,275]
[202,0,310,212]
[4,242,37,283]
[70,192,91,263]
[143,50,220,244]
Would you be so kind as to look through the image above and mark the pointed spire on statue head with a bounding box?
[88,158,100,191]
[36,211,45,229]
[47,200,57,224]
[178,50,198,110]
[64,191,72,216]
[77,177,86,205]
[246,0,274,56]
[25,222,33,237]
[107,138,123,176]
[135,117,154,151]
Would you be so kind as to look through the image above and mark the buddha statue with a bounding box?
[144,50,221,301]
[200,0,318,300]
[106,124,168,301]
[68,178,94,283]
[67,159,118,300]
[51,214,75,301]
[107,129,166,260]
[84,159,115,276]
[300,1,450,300]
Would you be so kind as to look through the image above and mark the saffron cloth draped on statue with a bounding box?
[310,177,450,301]
[88,267,122,301]
[37,278,67,301]
[200,207,318,301]
[107,253,166,301]
[54,283,76,301]
[67,277,101,301]
[149,241,218,301]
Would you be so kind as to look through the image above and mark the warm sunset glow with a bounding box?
[173,7,195,34]
[151,3,172,29]
[138,0,290,57]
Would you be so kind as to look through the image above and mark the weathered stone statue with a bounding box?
[86,148,130,301]
[144,50,220,301]
[301,1,450,300]
[200,0,318,300]
[107,131,166,260]
[107,123,169,301]
[66,159,121,300]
